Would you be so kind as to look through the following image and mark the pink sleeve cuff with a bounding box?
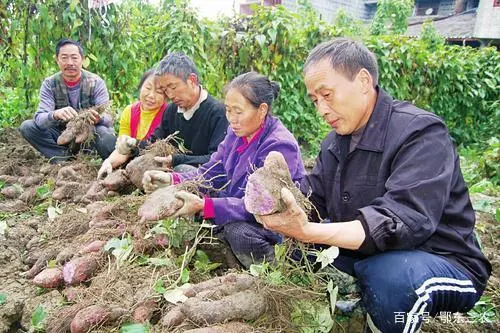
[171,172,181,185]
[203,197,215,219]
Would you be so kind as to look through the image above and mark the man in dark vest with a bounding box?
[20,38,115,163]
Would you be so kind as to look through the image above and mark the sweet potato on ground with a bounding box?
[181,290,267,325]
[63,255,100,285]
[183,322,255,333]
[22,248,59,279]
[183,273,255,298]
[70,305,127,333]
[161,306,185,328]
[244,151,309,216]
[103,169,131,191]
[78,240,106,255]
[33,267,64,288]
[1,185,22,199]
[132,299,157,323]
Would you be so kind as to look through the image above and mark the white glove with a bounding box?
[97,159,113,179]
[142,170,172,193]
[115,135,137,155]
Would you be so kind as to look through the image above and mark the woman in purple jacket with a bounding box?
[141,71,305,268]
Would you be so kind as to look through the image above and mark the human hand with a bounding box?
[115,135,137,155]
[255,187,308,239]
[88,109,101,125]
[97,159,113,179]
[153,155,173,171]
[172,191,204,218]
[53,106,78,122]
[142,170,172,193]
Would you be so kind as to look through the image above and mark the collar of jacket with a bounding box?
[327,87,393,157]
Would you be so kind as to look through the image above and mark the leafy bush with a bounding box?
[1,0,498,149]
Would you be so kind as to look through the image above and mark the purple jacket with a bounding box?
[180,115,305,226]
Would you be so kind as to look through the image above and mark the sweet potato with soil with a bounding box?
[244,151,309,216]
[78,240,106,254]
[18,186,37,202]
[18,175,43,187]
[0,174,19,184]
[46,304,87,333]
[33,267,64,288]
[56,247,76,265]
[103,169,131,191]
[183,322,255,333]
[57,104,109,146]
[181,290,267,325]
[125,154,159,190]
[1,185,22,199]
[22,248,59,279]
[183,273,255,298]
[70,305,127,333]
[53,181,85,201]
[138,185,183,222]
[161,306,185,328]
[63,254,100,285]
[57,166,80,181]
[132,299,157,323]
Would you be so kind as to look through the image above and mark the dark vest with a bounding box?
[49,69,98,110]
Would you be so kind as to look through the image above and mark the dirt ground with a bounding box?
[0,128,498,332]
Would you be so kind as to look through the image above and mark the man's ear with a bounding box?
[188,73,198,86]
[357,69,373,93]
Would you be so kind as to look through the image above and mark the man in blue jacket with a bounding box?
[258,38,491,333]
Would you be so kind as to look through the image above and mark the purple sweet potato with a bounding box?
[33,267,64,288]
[138,185,183,222]
[18,175,43,187]
[18,186,37,202]
[244,151,308,216]
[103,169,131,191]
[161,306,185,328]
[0,174,19,185]
[63,255,100,285]
[1,185,22,199]
[125,155,157,190]
[70,305,126,333]
[132,299,157,323]
[78,240,106,254]
[22,248,59,279]
[70,305,109,333]
[181,290,267,325]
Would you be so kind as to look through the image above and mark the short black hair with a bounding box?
[55,38,84,57]
[304,38,379,86]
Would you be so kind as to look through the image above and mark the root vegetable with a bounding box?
[33,267,64,288]
[19,186,37,202]
[1,185,22,199]
[56,247,76,265]
[63,255,100,285]
[184,273,254,298]
[70,305,126,333]
[138,185,183,222]
[79,240,106,254]
[0,174,19,184]
[18,175,43,186]
[103,169,131,191]
[132,299,157,323]
[22,248,59,279]
[161,306,185,328]
[183,322,255,333]
[88,219,122,229]
[244,151,309,216]
[125,155,157,190]
[181,290,267,325]
[46,304,87,333]
[52,181,85,201]
[70,305,109,333]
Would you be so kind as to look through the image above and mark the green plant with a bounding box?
[370,0,414,35]
[193,250,221,274]
[468,296,497,323]
[30,304,47,332]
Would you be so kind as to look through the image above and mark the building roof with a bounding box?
[405,10,477,39]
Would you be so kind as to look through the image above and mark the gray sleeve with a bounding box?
[34,79,58,129]
[94,78,112,127]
